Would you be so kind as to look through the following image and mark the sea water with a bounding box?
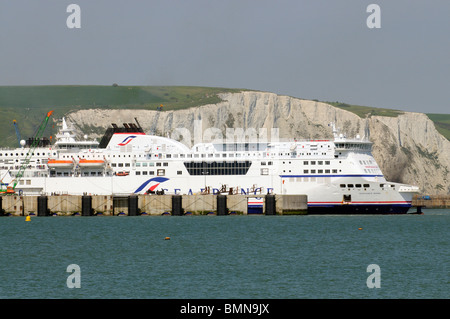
[0,209,448,299]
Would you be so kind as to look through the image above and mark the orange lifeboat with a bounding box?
[116,171,129,176]
[78,159,105,168]
[47,159,73,168]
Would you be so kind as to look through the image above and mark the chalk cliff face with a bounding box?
[66,91,450,195]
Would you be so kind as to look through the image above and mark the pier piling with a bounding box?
[128,195,139,216]
[82,195,93,216]
[172,195,183,216]
[37,195,49,216]
[217,195,228,215]
[265,194,276,215]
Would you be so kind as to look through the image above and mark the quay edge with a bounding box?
[0,194,423,216]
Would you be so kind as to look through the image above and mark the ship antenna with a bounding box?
[329,122,339,139]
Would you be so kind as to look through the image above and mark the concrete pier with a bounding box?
[413,195,450,208]
[0,194,308,216]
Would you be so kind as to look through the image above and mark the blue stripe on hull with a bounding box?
[307,204,411,214]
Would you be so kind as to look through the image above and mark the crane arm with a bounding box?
[13,120,21,147]
[10,110,53,190]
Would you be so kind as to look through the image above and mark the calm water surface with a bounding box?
[0,209,448,299]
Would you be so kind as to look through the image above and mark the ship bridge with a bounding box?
[330,122,372,152]
[54,118,99,150]
[334,140,372,152]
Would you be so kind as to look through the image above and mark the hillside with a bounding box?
[0,85,243,147]
[0,86,449,195]
[425,113,450,141]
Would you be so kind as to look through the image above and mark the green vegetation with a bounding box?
[0,85,244,147]
[426,113,450,141]
[326,101,405,118]
[0,85,243,110]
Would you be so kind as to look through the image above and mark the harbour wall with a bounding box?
[412,195,450,209]
[0,194,308,216]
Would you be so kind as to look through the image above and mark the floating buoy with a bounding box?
[25,216,31,222]
[358,227,363,230]
[164,237,170,240]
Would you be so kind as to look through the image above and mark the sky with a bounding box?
[0,0,449,114]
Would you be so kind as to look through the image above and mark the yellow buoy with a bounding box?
[164,237,170,240]
[358,227,363,230]
[25,216,31,222]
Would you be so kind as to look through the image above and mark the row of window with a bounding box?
[111,162,169,168]
[60,151,334,160]
[135,162,168,167]
[47,170,170,177]
[303,169,338,174]
[340,183,394,190]
[50,171,105,177]
[335,143,372,150]
[0,152,56,157]
[184,161,252,176]
[340,183,371,188]
[135,169,167,176]
[359,160,374,165]
[303,160,331,165]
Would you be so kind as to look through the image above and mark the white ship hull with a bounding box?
[0,119,419,214]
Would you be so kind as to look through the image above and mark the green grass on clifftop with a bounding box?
[426,113,450,141]
[326,101,405,118]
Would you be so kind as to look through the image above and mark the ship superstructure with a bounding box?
[0,118,419,214]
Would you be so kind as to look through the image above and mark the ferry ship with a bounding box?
[0,117,419,214]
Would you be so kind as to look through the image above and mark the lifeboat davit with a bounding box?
[47,159,73,168]
[78,159,105,168]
